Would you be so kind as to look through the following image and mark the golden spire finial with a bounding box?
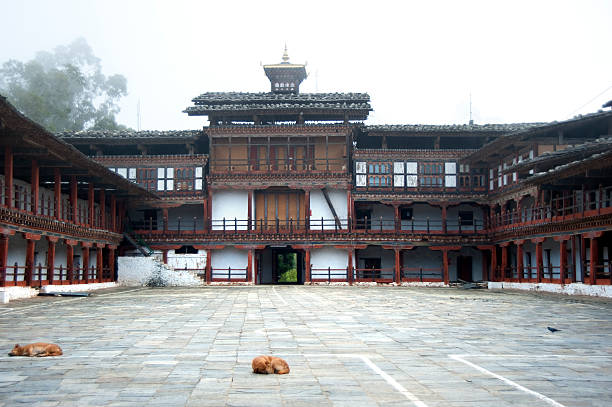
[282,44,290,63]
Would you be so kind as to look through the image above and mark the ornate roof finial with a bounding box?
[282,44,290,63]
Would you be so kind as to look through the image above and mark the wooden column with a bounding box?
[490,246,497,281]
[536,240,543,283]
[0,234,7,286]
[163,208,169,232]
[88,183,94,227]
[82,245,90,282]
[248,190,253,230]
[348,248,354,285]
[207,190,213,228]
[162,249,168,264]
[500,244,508,281]
[305,248,311,284]
[108,246,116,281]
[559,239,567,284]
[202,199,208,231]
[46,237,56,284]
[70,176,77,223]
[66,241,75,283]
[441,204,448,233]
[4,147,13,208]
[110,195,117,232]
[571,235,577,282]
[394,205,400,232]
[347,190,353,231]
[31,160,39,214]
[25,236,36,286]
[516,241,524,282]
[205,250,212,283]
[580,235,586,283]
[590,237,598,285]
[96,246,103,282]
[247,249,253,282]
[99,188,106,228]
[394,248,401,283]
[304,190,311,229]
[54,168,61,220]
[442,249,450,285]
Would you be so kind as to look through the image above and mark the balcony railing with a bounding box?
[400,267,443,282]
[354,267,394,282]
[310,267,348,282]
[2,263,111,286]
[490,186,612,230]
[210,157,347,174]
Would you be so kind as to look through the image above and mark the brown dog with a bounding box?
[252,355,290,374]
[8,343,63,357]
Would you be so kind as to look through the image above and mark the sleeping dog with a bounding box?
[9,343,63,357]
[252,355,290,374]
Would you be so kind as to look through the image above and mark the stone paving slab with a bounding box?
[0,286,611,406]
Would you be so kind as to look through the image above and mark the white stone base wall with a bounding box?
[40,282,117,294]
[0,286,39,303]
[400,281,447,287]
[488,282,612,298]
[117,256,203,287]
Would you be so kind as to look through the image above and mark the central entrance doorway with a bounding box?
[256,246,304,284]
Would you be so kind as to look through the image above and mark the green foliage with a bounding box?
[0,38,128,132]
[277,253,297,283]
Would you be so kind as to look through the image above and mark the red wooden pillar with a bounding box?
[31,160,39,214]
[394,248,401,283]
[110,195,117,232]
[4,147,13,208]
[0,234,8,286]
[394,205,400,232]
[54,168,61,220]
[304,190,311,229]
[163,208,169,232]
[441,204,448,234]
[46,237,56,284]
[500,244,508,281]
[66,241,75,283]
[162,249,168,264]
[70,176,77,223]
[590,237,598,285]
[207,190,213,228]
[347,190,353,230]
[88,183,94,227]
[348,248,354,285]
[99,188,106,228]
[247,190,253,230]
[247,249,253,282]
[24,236,37,286]
[107,246,116,281]
[536,240,543,283]
[490,246,497,281]
[96,246,103,282]
[559,239,567,284]
[516,241,524,282]
[82,245,90,282]
[205,250,212,283]
[442,249,450,285]
[202,199,208,231]
[305,248,311,284]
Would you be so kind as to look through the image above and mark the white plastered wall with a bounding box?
[369,204,395,230]
[212,190,249,230]
[168,205,205,231]
[167,250,207,270]
[407,204,443,231]
[211,247,248,279]
[448,247,484,281]
[356,246,394,271]
[402,247,443,278]
[310,247,348,280]
[310,189,348,229]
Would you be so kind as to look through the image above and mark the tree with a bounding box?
[0,38,128,132]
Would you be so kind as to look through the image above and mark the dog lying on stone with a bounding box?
[8,343,63,357]
[251,355,290,374]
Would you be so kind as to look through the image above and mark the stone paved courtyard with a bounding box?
[0,286,611,406]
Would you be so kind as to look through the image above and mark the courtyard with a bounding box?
[0,286,611,406]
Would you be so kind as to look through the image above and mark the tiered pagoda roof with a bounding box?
[366,123,543,135]
[184,92,371,123]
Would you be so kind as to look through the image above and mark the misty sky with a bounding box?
[2,0,612,131]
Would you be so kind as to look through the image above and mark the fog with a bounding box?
[2,0,611,130]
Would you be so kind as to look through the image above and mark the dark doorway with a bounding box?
[355,208,372,230]
[257,247,303,284]
[457,256,473,282]
[362,258,381,279]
